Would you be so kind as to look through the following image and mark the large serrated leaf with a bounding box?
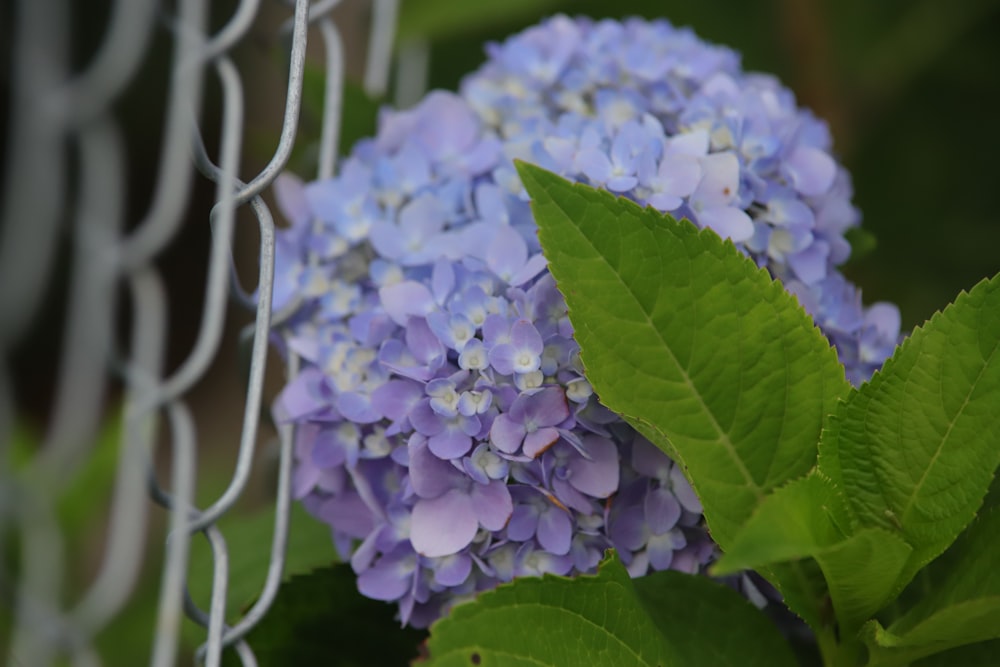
[424,551,797,667]
[517,162,851,552]
[713,473,912,636]
[818,273,1000,590]
[861,503,1000,666]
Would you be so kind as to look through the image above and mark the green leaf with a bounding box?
[812,527,911,637]
[223,566,425,667]
[517,161,851,552]
[711,473,850,576]
[843,227,878,264]
[713,473,912,636]
[397,0,563,42]
[424,551,797,667]
[187,503,337,617]
[912,639,1000,666]
[818,272,1000,590]
[861,503,1000,666]
[7,417,121,540]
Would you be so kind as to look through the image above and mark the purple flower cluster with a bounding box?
[270,15,900,626]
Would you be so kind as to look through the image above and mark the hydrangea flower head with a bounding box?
[271,15,901,626]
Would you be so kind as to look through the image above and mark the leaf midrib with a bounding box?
[546,195,764,505]
[898,333,999,529]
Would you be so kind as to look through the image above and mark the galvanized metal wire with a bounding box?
[0,0,400,664]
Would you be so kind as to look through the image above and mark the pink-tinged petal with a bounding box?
[567,435,620,498]
[645,487,682,535]
[536,507,572,555]
[670,464,702,513]
[471,479,513,531]
[379,280,435,325]
[693,152,740,207]
[410,490,479,557]
[523,426,560,458]
[698,206,754,242]
[490,413,526,454]
[785,146,836,196]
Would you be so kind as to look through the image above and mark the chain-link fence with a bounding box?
[0,1,404,664]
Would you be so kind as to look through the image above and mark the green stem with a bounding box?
[817,625,841,667]
[817,625,865,667]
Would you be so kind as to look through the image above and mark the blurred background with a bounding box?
[2,0,998,664]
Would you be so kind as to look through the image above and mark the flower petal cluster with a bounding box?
[270,15,901,626]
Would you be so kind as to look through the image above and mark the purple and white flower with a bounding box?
[270,14,902,627]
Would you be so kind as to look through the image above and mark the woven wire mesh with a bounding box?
[0,0,406,664]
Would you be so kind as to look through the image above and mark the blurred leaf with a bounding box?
[424,551,796,667]
[844,227,877,264]
[912,638,1000,667]
[302,64,383,157]
[222,565,425,667]
[397,0,563,42]
[187,503,338,617]
[6,418,121,540]
[57,417,121,534]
